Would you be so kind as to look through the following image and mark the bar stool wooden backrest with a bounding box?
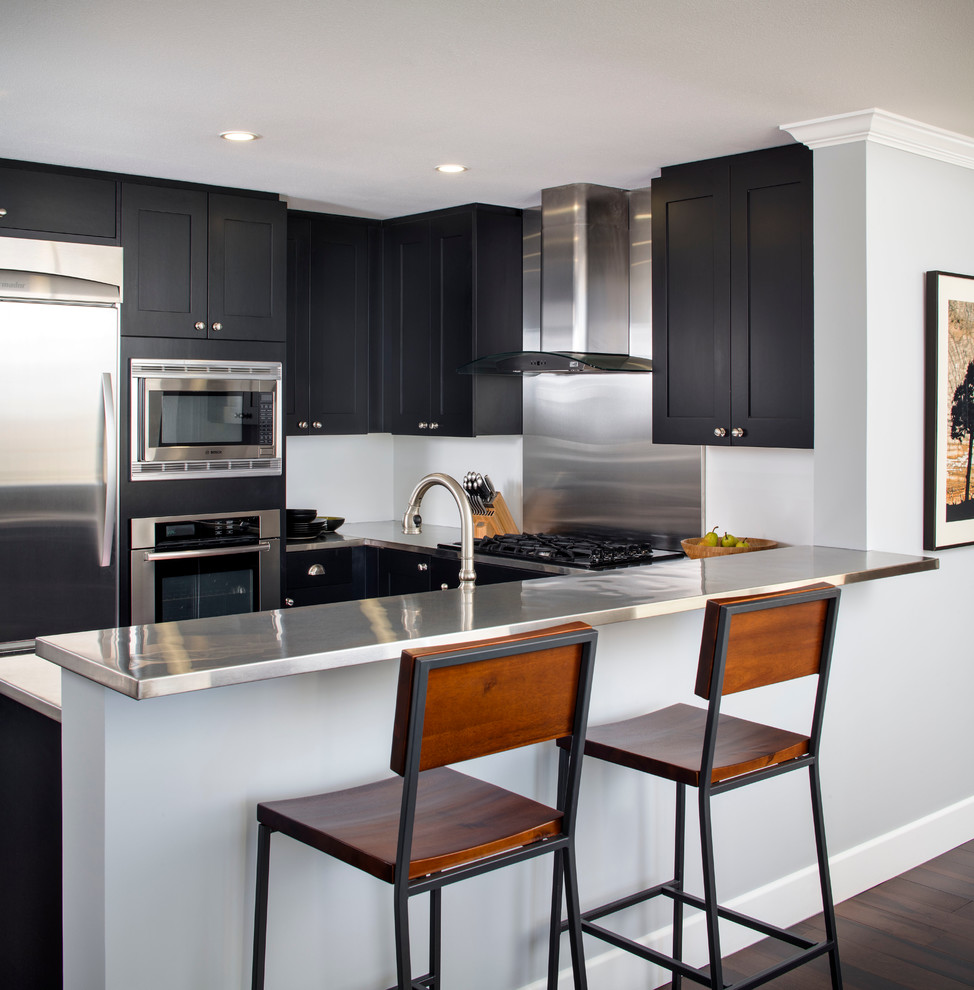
[392,622,594,774]
[696,582,838,701]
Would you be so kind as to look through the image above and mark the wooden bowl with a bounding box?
[681,537,778,559]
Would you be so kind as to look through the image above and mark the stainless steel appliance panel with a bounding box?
[0,286,119,649]
[523,187,703,548]
[130,359,282,480]
[129,509,281,624]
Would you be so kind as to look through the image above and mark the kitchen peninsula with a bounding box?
[33,537,935,990]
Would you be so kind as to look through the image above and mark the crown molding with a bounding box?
[780,109,974,171]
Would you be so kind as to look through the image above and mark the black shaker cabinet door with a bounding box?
[208,193,287,342]
[651,159,732,445]
[286,216,312,432]
[729,147,813,448]
[120,183,209,338]
[286,213,373,435]
[384,217,433,435]
[430,208,475,436]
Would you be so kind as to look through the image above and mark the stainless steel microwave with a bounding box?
[131,359,282,480]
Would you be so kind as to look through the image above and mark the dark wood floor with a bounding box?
[659,838,974,989]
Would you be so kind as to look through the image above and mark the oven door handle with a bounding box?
[143,541,273,563]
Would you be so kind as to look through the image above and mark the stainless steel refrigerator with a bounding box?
[0,238,122,654]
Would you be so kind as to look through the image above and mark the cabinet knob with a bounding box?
[312,421,322,430]
[297,420,308,429]
[418,422,428,430]
[284,598,295,607]
[713,427,727,438]
[0,208,7,218]
[440,583,449,591]
[194,322,207,332]
[731,427,746,438]
[417,562,428,572]
[211,322,223,332]
[429,422,439,430]
[308,564,325,576]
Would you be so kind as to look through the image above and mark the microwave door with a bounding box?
[0,297,119,650]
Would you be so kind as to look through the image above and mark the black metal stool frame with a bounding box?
[555,586,843,990]
[252,624,598,990]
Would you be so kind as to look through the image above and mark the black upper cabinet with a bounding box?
[382,204,523,437]
[121,184,286,341]
[652,144,813,448]
[286,213,375,435]
[0,161,117,243]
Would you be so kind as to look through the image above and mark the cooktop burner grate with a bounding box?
[472,532,659,569]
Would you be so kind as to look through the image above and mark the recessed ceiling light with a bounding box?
[435,163,468,173]
[220,130,261,142]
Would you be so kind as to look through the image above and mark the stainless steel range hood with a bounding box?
[459,183,652,375]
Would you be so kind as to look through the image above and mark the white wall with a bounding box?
[703,447,814,545]
[707,134,974,890]
[285,432,395,520]
[286,432,524,529]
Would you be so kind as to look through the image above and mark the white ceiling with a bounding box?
[5,0,974,219]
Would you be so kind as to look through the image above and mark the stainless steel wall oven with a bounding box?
[130,359,282,480]
[130,510,281,624]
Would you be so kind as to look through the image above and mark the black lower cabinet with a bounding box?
[287,546,553,605]
[376,547,552,596]
[284,547,368,607]
[0,694,61,990]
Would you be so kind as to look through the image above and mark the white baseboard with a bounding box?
[533,795,974,990]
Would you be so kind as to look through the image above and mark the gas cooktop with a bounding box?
[442,532,681,570]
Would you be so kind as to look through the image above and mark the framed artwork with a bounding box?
[925,271,974,549]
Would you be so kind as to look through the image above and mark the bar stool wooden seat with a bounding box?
[559,584,843,990]
[250,621,598,990]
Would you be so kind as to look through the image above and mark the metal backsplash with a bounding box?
[522,187,703,550]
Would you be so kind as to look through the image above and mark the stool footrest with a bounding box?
[665,889,818,950]
[581,920,713,985]
[580,885,836,990]
[381,976,433,990]
[577,882,818,952]
[579,879,679,924]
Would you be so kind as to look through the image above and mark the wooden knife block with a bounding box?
[471,492,519,538]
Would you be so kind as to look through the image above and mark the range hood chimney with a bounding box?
[459,183,652,375]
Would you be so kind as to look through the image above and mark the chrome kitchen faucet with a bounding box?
[402,472,476,587]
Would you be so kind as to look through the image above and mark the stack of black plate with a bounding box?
[286,509,326,542]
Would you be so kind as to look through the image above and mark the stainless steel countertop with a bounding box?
[35,529,937,701]
[0,653,62,721]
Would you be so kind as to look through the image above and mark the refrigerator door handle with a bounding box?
[101,371,117,568]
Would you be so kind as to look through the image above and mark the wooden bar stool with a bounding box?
[251,621,598,990]
[557,584,843,989]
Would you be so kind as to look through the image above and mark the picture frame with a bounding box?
[924,271,974,550]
